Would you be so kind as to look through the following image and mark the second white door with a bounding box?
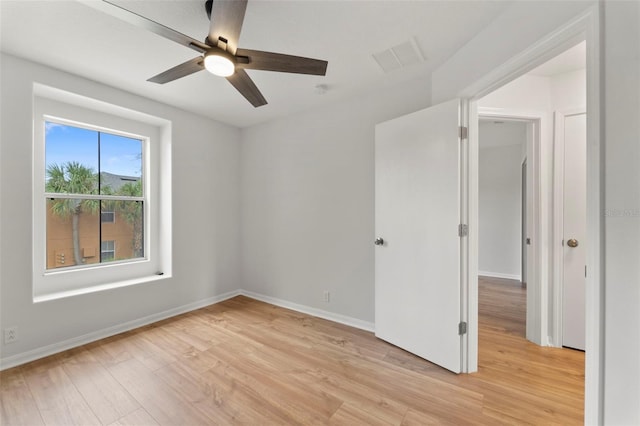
[562,112,586,351]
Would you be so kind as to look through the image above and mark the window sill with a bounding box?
[33,273,170,303]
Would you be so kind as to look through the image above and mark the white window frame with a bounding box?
[33,86,172,302]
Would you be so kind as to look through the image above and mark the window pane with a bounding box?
[46,198,100,269]
[100,132,143,196]
[101,240,115,262]
[101,210,115,223]
[45,122,98,194]
[101,201,144,261]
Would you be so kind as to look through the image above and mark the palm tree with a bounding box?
[115,180,143,257]
[46,161,99,266]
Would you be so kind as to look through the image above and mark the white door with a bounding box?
[375,99,464,373]
[562,112,586,350]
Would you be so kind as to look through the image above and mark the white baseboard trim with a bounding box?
[239,289,375,333]
[478,271,522,281]
[0,290,240,371]
[1,289,376,371]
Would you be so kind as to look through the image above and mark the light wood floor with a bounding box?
[1,277,584,425]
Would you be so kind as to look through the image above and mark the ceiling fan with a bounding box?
[81,0,328,107]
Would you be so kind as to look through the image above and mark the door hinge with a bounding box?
[459,126,468,140]
[458,224,468,237]
[458,321,467,335]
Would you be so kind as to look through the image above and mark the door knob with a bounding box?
[567,238,579,248]
[374,237,384,246]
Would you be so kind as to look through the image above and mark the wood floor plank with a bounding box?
[1,277,584,425]
[106,357,213,426]
[329,402,395,425]
[107,407,159,426]
[205,351,343,423]
[155,356,294,424]
[23,363,101,425]
[292,368,409,425]
[0,368,44,426]
[61,349,140,425]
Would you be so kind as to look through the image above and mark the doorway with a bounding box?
[477,118,531,341]
[475,40,586,350]
[477,119,528,285]
[472,39,588,413]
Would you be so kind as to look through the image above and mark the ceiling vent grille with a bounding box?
[372,39,425,74]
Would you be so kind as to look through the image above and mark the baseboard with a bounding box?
[239,289,375,333]
[0,290,240,371]
[1,289,376,371]
[478,271,522,281]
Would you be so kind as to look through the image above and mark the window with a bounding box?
[101,240,115,262]
[45,122,144,269]
[101,209,115,223]
[33,86,172,302]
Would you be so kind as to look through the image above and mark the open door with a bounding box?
[375,99,466,373]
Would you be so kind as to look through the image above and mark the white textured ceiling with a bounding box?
[1,0,513,128]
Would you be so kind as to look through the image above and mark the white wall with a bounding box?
[479,74,554,112]
[550,69,586,111]
[241,76,431,324]
[0,54,241,365]
[602,1,640,423]
[478,122,526,279]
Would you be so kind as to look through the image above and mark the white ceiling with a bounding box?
[1,0,513,128]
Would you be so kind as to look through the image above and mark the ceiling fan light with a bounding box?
[204,53,235,77]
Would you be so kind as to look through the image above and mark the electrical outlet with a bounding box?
[323,291,330,303]
[4,327,18,344]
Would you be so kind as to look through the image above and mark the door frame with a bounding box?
[476,113,544,348]
[553,107,587,348]
[460,6,602,424]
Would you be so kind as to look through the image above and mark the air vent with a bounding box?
[373,50,402,73]
[372,39,425,74]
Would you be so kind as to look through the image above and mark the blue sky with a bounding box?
[45,122,142,178]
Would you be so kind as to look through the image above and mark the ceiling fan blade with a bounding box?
[235,49,328,75]
[147,56,205,84]
[78,0,209,53]
[226,69,267,107]
[208,0,247,54]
